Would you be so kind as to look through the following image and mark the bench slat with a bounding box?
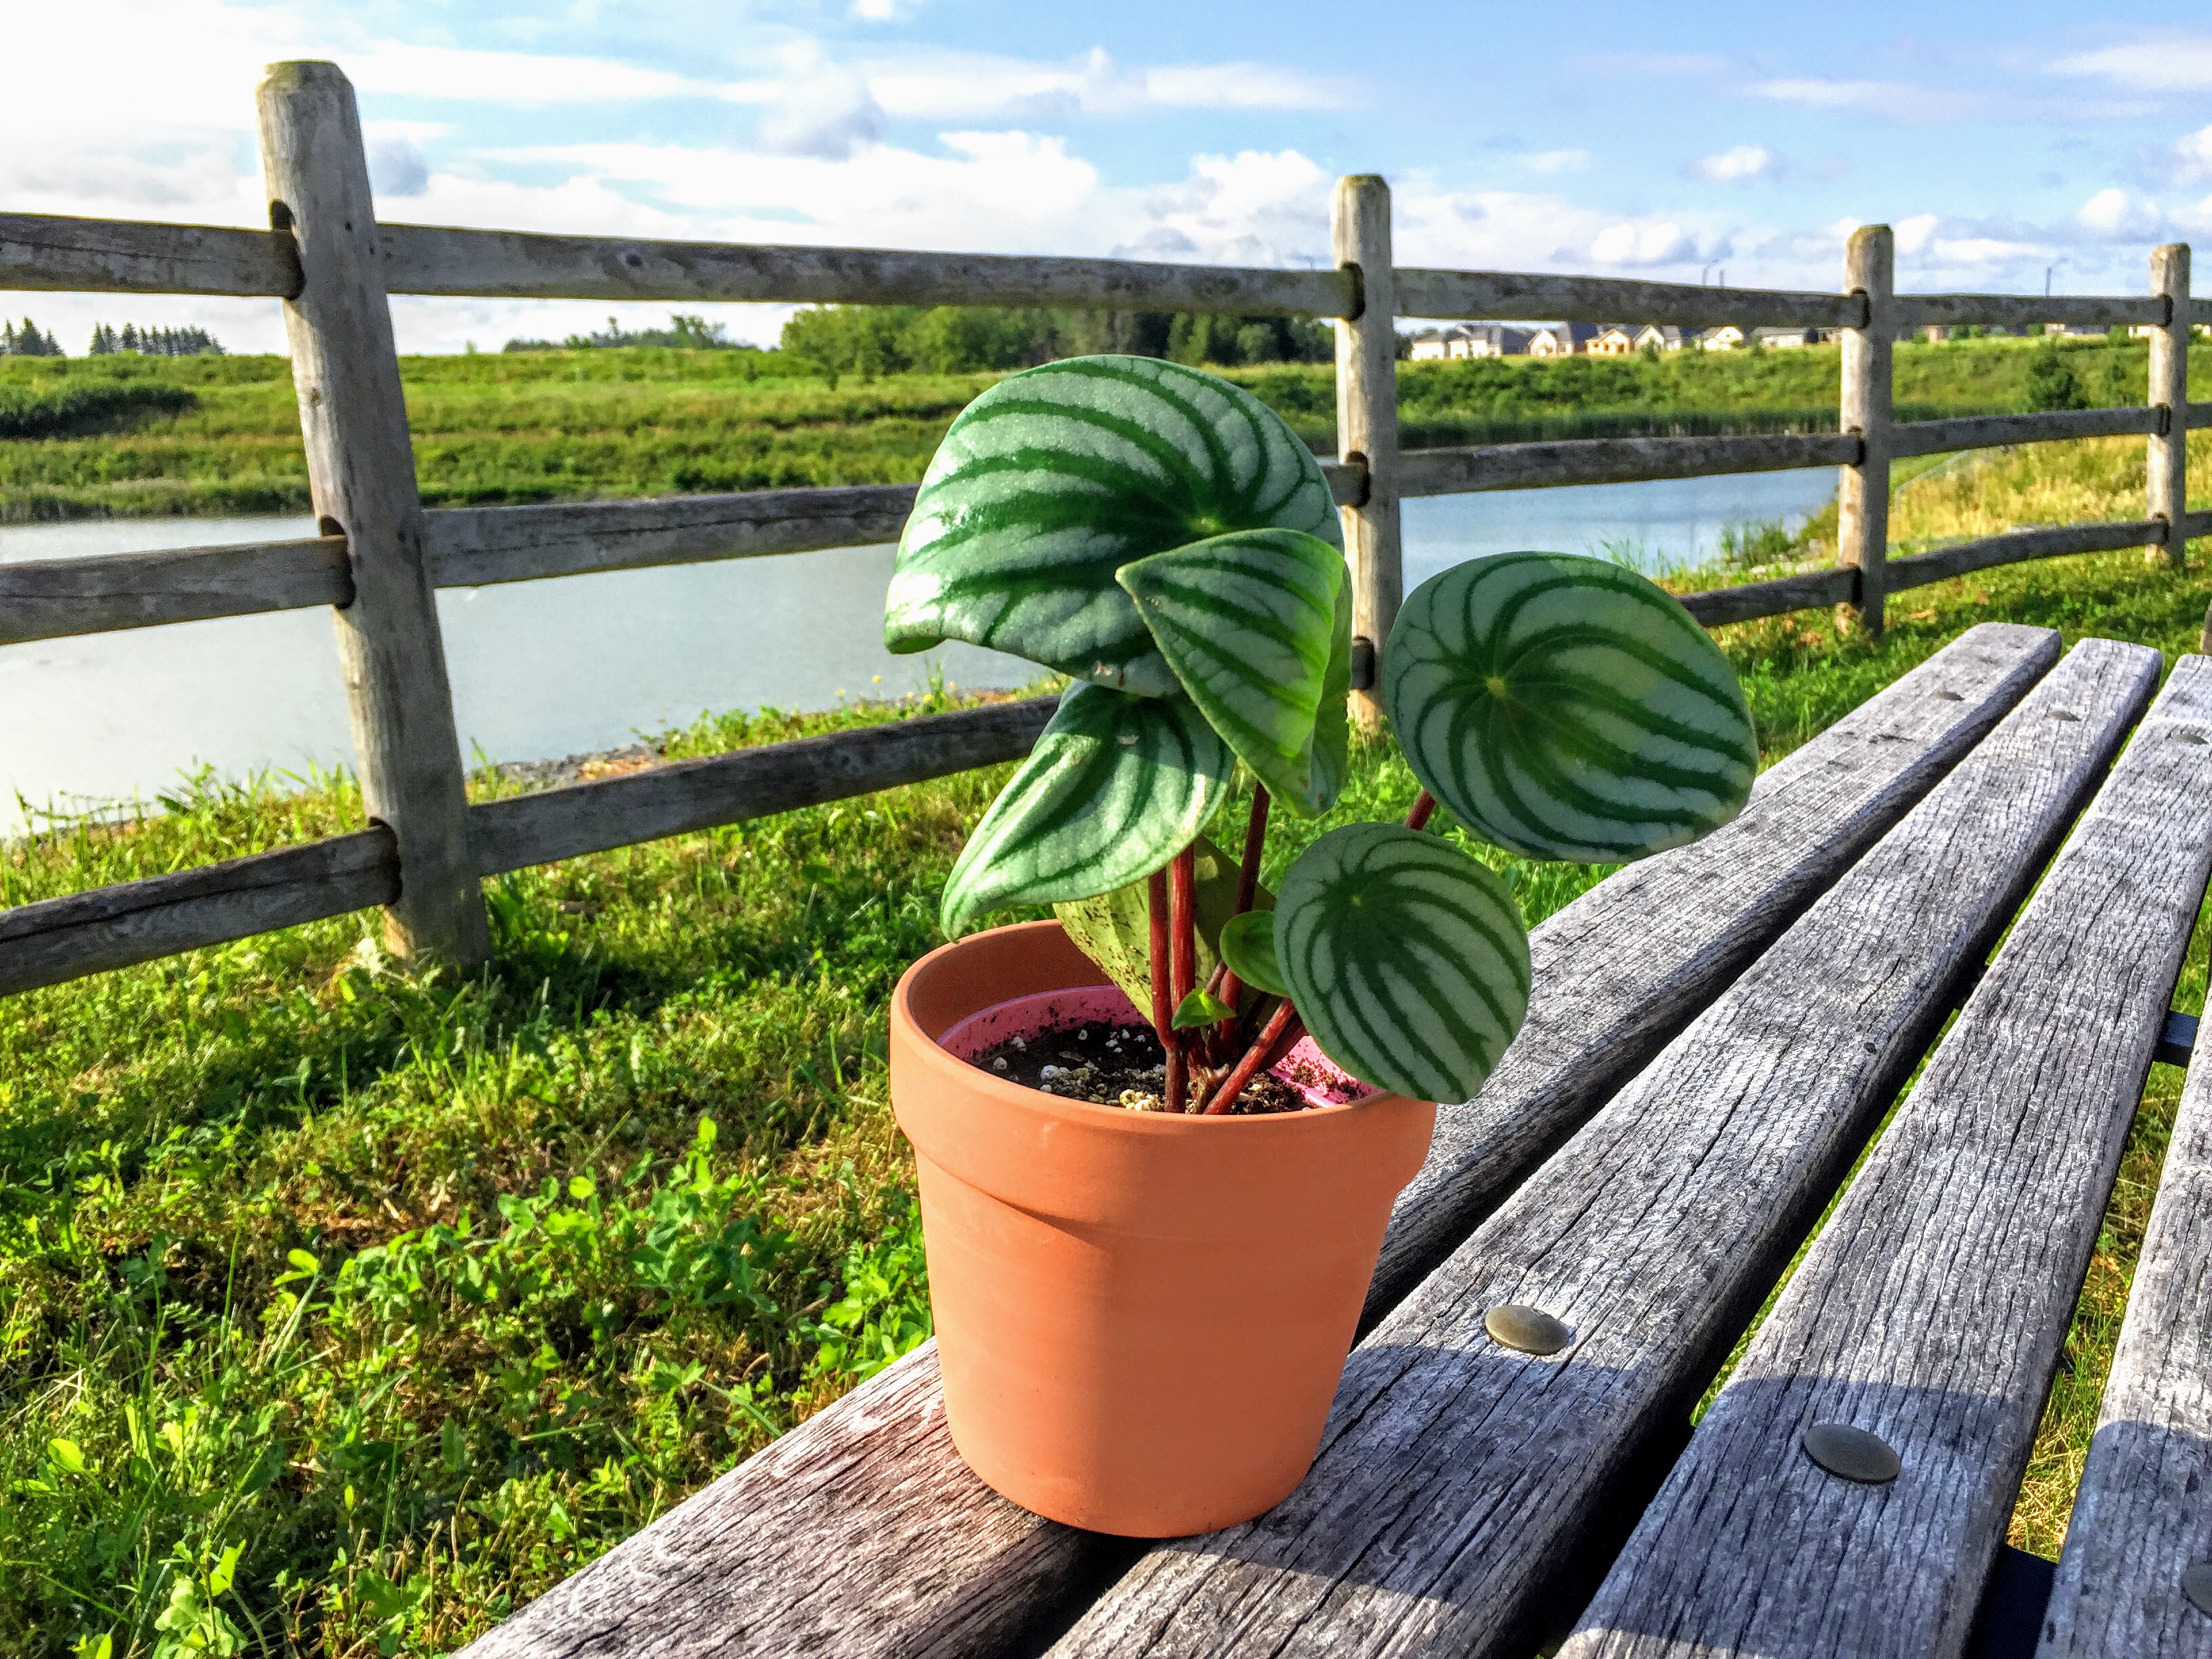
[1568,651,2212,1659]
[454,623,2058,1659]
[1054,638,2158,1659]
[2028,943,2212,1654]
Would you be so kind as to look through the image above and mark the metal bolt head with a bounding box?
[2182,1561,2212,1615]
[1803,1422,1900,1483]
[1483,1304,1572,1355]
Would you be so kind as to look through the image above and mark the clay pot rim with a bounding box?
[894,920,1432,1132]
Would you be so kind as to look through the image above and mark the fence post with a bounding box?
[1838,224,1895,638]
[2150,244,2191,570]
[256,62,491,969]
[1332,175,1401,731]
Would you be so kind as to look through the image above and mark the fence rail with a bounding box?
[0,58,2204,994]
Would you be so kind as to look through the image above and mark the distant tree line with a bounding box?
[1,318,64,357]
[503,314,761,352]
[496,306,1334,375]
[87,323,226,356]
[775,305,1332,377]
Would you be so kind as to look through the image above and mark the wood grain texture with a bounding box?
[1892,293,2167,329]
[1885,518,2169,592]
[468,697,1057,875]
[2148,246,2192,569]
[2039,971,2212,1655]
[0,211,298,296]
[448,630,2055,1659]
[0,537,350,643]
[1678,567,1858,628]
[1569,651,2212,1659]
[1392,268,1864,329]
[2188,401,2212,430]
[1363,620,2059,1326]
[1840,226,1895,636]
[1333,176,1399,720]
[376,222,1353,316]
[0,829,396,998]
[1397,432,1860,497]
[1054,636,2159,1659]
[453,1343,1134,1659]
[259,60,489,967]
[1890,405,2161,459]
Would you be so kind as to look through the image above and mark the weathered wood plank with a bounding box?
[2188,401,2212,430]
[1364,620,2059,1323]
[0,829,397,997]
[1396,432,1859,497]
[1677,567,1857,628]
[2039,984,2212,1655]
[467,698,1057,876]
[1886,518,2169,592]
[0,537,349,644]
[1840,226,1895,635]
[1568,651,2212,1659]
[447,626,2056,1659]
[1893,293,2167,329]
[1393,268,1864,330]
[2148,246,2192,570]
[1055,637,2158,1659]
[259,61,489,968]
[0,211,298,296]
[1334,176,1400,715]
[375,222,1353,316]
[1891,405,2161,459]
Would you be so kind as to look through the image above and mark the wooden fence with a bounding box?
[2,58,2209,994]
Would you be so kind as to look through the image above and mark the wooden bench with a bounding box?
[457,623,2212,1659]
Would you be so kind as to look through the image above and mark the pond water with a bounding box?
[0,466,1836,830]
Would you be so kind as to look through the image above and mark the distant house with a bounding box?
[1633,324,1698,352]
[1699,325,1748,351]
[2043,323,2104,337]
[1589,324,1639,355]
[1528,323,1601,357]
[1752,325,1820,348]
[1923,325,1951,343]
[1408,323,1532,360]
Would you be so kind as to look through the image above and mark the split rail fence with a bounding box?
[1,58,2209,994]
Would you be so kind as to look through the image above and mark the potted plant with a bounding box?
[882,355,1756,1536]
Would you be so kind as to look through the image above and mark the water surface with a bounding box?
[0,466,1837,830]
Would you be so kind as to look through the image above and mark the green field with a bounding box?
[1,359,2209,1654]
[0,333,2194,521]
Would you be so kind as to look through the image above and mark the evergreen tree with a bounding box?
[2026,342,2087,412]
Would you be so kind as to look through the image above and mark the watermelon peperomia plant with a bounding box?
[886,356,1758,1113]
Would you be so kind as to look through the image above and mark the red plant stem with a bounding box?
[1215,785,1272,1053]
[1203,999,1303,1115]
[1405,790,1437,832]
[1146,867,1173,1048]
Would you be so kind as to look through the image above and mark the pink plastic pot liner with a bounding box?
[939,986,1377,1109]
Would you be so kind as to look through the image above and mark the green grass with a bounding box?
[2,400,2208,1653]
[3,334,2197,521]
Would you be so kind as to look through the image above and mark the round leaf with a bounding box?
[886,356,1341,697]
[1118,527,1347,816]
[1218,908,1290,998]
[941,682,1230,936]
[1276,823,1531,1104]
[1383,552,1757,863]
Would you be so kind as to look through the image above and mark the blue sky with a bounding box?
[9,1,2212,353]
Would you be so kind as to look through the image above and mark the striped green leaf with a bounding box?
[885,356,1341,697]
[1276,823,1532,1104]
[1117,527,1347,815]
[1382,552,1757,863]
[1218,908,1289,998]
[941,683,1229,937]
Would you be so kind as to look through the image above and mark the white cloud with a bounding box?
[756,61,886,159]
[1894,213,1938,255]
[2176,123,2212,181]
[2076,186,2166,239]
[1690,144,1777,183]
[1520,150,1589,175]
[2049,38,2212,93]
[367,138,430,199]
[859,47,1354,122]
[1746,77,1986,124]
[1589,221,1698,266]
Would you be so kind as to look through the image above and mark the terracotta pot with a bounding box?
[889,919,1437,1537]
